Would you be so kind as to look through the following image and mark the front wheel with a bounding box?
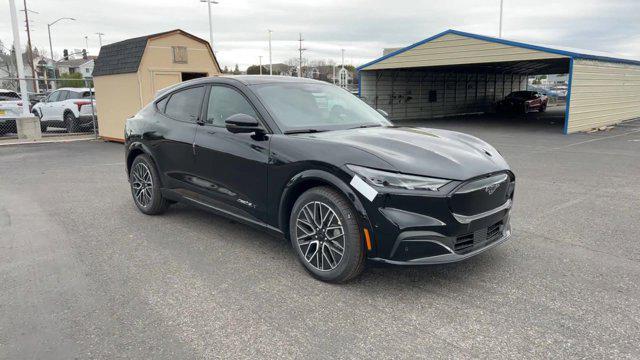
[129,154,170,215]
[289,186,365,283]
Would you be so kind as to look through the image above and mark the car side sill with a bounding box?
[161,188,284,238]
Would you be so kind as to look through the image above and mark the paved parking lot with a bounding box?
[1,115,639,359]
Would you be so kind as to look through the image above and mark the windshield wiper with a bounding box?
[284,129,327,134]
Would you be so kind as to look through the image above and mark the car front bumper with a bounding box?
[361,171,515,265]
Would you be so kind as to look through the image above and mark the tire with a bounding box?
[539,104,547,112]
[289,186,365,283]
[64,111,79,133]
[129,154,170,215]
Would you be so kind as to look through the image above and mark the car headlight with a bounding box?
[347,164,451,191]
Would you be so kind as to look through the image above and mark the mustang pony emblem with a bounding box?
[484,183,500,195]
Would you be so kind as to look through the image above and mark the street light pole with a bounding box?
[268,29,273,75]
[259,56,263,75]
[200,0,219,47]
[48,17,75,61]
[8,0,29,116]
[499,0,504,38]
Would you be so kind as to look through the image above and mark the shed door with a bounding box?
[152,71,182,94]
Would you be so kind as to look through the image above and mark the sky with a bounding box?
[1,0,639,70]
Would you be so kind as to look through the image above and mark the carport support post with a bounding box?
[563,58,574,135]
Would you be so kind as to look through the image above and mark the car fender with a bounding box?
[279,168,372,236]
[126,141,161,176]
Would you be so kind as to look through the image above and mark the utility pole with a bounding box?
[268,29,273,75]
[259,55,263,75]
[499,0,504,38]
[201,0,219,47]
[341,48,345,69]
[96,32,104,47]
[22,0,38,92]
[84,35,88,51]
[298,33,306,78]
[9,0,30,116]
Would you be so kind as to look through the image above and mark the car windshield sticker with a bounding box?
[350,175,378,201]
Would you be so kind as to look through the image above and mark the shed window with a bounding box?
[164,86,205,122]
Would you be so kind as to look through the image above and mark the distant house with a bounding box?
[56,57,96,77]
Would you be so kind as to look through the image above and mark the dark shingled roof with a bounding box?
[93,29,220,77]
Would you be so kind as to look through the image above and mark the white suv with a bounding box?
[32,88,97,133]
[0,89,24,135]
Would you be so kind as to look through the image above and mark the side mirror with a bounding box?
[225,113,263,134]
[376,109,389,118]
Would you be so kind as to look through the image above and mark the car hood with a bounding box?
[296,127,509,180]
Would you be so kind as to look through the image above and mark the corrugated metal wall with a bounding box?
[567,59,640,133]
[360,70,527,120]
[362,33,566,71]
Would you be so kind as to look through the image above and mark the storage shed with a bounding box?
[93,29,221,141]
[358,29,640,134]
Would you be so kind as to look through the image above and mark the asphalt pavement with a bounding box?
[1,113,639,359]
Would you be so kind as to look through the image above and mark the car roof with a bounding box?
[54,87,94,92]
[178,75,328,87]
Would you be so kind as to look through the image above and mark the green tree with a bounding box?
[232,64,241,75]
[246,65,268,75]
[59,72,90,87]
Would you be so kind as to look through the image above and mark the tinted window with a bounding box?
[0,91,20,100]
[67,91,81,100]
[164,86,205,122]
[252,82,389,132]
[47,91,60,102]
[57,91,69,101]
[206,86,258,126]
[81,91,94,99]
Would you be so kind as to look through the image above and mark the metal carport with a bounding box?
[357,30,640,134]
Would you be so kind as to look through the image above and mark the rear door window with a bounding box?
[164,86,205,122]
[67,92,81,100]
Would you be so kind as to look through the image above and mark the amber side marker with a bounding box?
[363,228,372,251]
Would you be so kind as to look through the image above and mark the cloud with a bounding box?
[1,0,638,70]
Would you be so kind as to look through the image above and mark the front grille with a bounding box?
[453,221,504,252]
[450,173,510,216]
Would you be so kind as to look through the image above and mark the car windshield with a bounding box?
[251,82,390,132]
[508,91,536,99]
[0,91,20,101]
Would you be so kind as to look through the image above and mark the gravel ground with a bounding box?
[1,113,639,359]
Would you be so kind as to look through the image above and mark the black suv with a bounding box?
[125,76,515,282]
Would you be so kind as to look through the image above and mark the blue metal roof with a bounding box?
[358,29,640,71]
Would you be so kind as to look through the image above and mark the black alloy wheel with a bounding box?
[129,154,170,215]
[290,186,365,283]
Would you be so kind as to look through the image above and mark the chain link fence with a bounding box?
[0,77,97,139]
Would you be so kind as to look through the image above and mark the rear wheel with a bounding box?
[289,186,365,283]
[539,103,547,112]
[64,111,79,133]
[129,154,170,215]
